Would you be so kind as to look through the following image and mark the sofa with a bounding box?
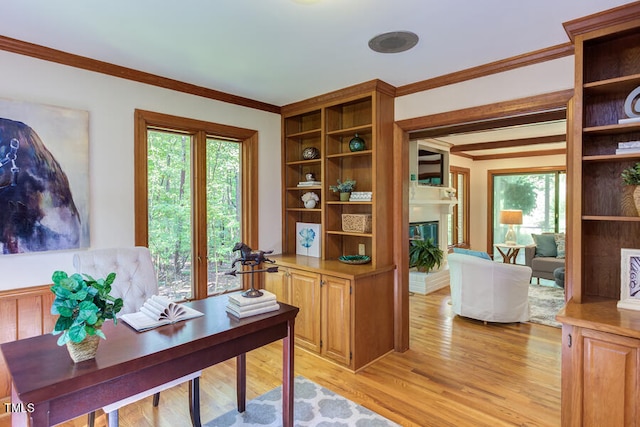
[448,252,532,323]
[524,233,565,284]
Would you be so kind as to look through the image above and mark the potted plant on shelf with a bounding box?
[409,238,443,273]
[50,271,123,362]
[621,162,640,216]
[329,178,356,201]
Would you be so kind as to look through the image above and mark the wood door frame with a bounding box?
[392,90,573,351]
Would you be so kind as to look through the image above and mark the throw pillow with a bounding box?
[555,233,565,259]
[531,233,557,257]
[453,247,492,260]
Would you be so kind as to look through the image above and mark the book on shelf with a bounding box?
[121,295,204,331]
[618,141,640,149]
[618,117,640,125]
[297,181,321,187]
[226,290,279,318]
[616,147,640,155]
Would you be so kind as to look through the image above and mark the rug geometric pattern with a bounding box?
[205,376,400,427]
[528,284,565,328]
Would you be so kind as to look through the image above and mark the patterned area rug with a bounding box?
[205,376,400,427]
[528,284,565,328]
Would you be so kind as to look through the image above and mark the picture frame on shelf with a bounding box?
[618,248,640,311]
[296,222,321,258]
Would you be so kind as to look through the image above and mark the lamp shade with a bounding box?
[499,209,523,225]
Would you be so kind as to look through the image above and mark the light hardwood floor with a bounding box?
[4,288,562,427]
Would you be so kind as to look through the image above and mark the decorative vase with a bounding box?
[302,146,320,160]
[340,192,350,201]
[349,134,365,152]
[66,334,100,363]
[304,199,317,209]
[621,185,640,216]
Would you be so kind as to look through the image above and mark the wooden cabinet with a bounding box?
[265,264,350,365]
[558,300,640,427]
[561,5,640,427]
[267,255,393,371]
[281,80,395,268]
[263,267,290,304]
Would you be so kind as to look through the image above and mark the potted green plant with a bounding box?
[50,271,123,362]
[621,162,640,216]
[409,238,443,273]
[329,178,356,201]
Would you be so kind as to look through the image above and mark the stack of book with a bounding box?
[297,181,321,187]
[226,290,279,318]
[615,141,640,155]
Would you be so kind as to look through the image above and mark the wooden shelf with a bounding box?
[287,186,322,191]
[583,122,640,135]
[583,153,640,162]
[582,215,640,221]
[326,230,373,238]
[286,128,322,138]
[583,73,640,94]
[286,208,321,213]
[326,124,372,137]
[326,150,372,159]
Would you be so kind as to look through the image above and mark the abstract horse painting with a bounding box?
[0,116,85,254]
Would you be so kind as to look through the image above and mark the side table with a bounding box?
[494,244,525,264]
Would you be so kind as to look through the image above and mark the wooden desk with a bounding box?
[0,294,298,427]
[494,244,525,264]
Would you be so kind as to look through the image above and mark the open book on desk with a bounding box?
[121,295,204,331]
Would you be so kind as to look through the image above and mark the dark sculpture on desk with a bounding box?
[227,242,278,298]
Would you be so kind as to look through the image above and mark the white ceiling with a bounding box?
[1,0,634,107]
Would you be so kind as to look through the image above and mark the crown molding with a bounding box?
[395,43,574,97]
[0,35,281,114]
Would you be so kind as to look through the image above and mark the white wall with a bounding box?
[396,56,574,251]
[0,51,281,290]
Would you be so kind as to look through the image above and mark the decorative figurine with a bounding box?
[227,242,278,298]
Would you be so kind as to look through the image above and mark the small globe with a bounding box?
[302,146,320,160]
[349,134,365,152]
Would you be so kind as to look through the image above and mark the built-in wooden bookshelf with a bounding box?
[560,4,640,425]
[281,81,394,269]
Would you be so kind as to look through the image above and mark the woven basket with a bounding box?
[66,333,100,363]
[342,214,372,233]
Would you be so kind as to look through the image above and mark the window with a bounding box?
[134,110,259,301]
[449,166,470,248]
[489,167,566,254]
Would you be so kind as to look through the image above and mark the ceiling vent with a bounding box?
[368,31,419,54]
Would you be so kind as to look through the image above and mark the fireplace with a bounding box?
[409,221,438,245]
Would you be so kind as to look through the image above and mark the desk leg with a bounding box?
[236,353,246,413]
[282,318,295,427]
[189,377,201,427]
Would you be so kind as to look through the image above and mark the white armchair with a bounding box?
[73,247,201,427]
[448,253,532,323]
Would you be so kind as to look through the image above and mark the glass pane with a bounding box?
[206,138,241,295]
[492,172,566,261]
[147,131,193,300]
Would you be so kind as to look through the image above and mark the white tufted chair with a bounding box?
[73,247,201,427]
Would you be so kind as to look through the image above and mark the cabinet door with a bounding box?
[321,275,351,366]
[289,269,321,353]
[573,328,640,427]
[263,267,289,304]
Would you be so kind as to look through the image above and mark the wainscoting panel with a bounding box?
[0,285,55,401]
